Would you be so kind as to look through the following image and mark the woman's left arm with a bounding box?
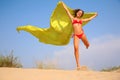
[82,13,98,22]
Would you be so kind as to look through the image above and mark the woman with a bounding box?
[62,2,98,70]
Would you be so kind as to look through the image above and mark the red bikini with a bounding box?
[72,19,82,24]
[72,19,84,39]
[73,32,84,39]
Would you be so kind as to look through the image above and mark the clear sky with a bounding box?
[0,0,120,70]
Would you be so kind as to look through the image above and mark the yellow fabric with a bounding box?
[17,1,96,46]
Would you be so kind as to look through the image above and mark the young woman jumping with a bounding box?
[62,2,98,70]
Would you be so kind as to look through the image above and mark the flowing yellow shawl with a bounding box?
[17,1,95,46]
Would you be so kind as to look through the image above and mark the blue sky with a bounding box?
[0,0,120,70]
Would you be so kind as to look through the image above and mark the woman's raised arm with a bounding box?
[61,2,74,21]
[82,13,98,22]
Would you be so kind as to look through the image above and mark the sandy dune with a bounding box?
[0,67,120,80]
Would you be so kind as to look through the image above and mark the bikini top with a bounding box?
[72,19,82,25]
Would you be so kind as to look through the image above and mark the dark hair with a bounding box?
[74,9,84,17]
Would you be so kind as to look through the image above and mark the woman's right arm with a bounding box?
[61,2,74,21]
[82,13,98,22]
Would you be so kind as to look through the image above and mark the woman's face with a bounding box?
[76,10,83,18]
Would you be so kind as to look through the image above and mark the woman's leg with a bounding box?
[81,34,90,49]
[73,35,80,68]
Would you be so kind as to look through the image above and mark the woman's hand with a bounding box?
[95,12,98,16]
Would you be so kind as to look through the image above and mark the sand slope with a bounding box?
[0,68,120,80]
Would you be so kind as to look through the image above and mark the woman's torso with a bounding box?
[72,18,83,34]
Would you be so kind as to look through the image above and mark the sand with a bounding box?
[0,67,120,80]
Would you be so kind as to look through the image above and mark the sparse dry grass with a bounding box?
[0,50,22,68]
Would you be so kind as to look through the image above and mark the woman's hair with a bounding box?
[74,9,84,17]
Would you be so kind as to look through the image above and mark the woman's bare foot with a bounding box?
[76,66,89,71]
[76,64,80,70]
[86,43,90,49]
[77,67,81,70]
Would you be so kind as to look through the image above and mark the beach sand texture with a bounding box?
[0,67,120,80]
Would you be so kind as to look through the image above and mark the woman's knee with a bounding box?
[82,35,88,43]
[74,45,79,51]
